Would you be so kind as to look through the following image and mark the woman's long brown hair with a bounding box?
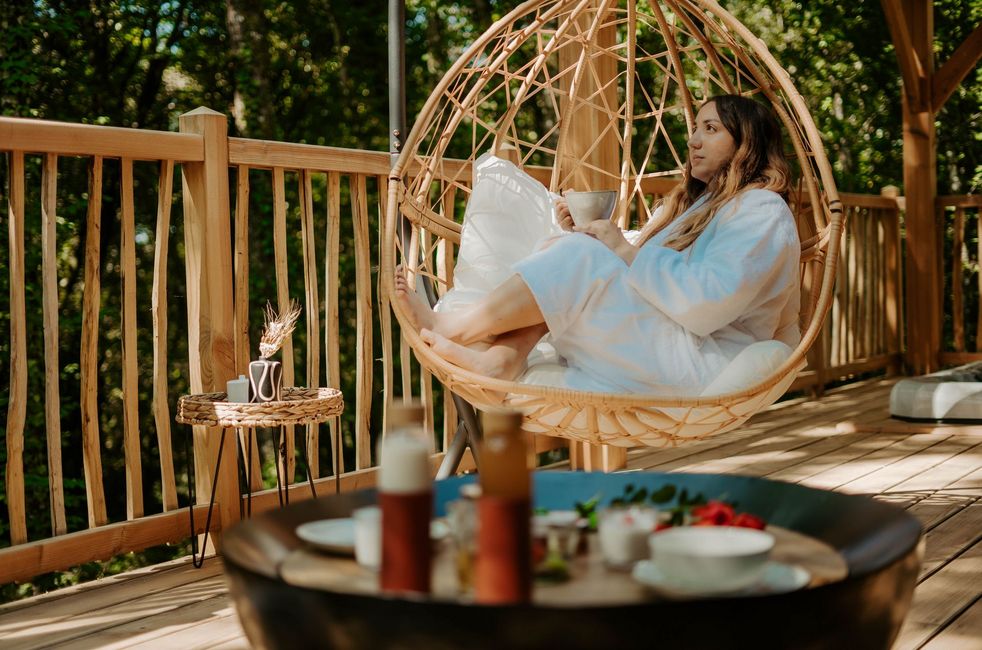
[638,95,792,251]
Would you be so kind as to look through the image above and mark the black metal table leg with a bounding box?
[188,427,228,569]
[297,425,317,499]
[273,426,286,507]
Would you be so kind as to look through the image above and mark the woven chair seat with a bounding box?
[382,0,842,447]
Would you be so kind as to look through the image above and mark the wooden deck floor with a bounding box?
[1,378,980,649]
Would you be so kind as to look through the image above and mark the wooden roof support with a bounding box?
[932,24,982,113]
[881,0,927,108]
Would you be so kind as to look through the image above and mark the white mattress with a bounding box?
[889,362,982,422]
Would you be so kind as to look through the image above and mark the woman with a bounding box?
[396,94,800,395]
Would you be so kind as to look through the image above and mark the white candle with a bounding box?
[226,374,250,403]
[379,433,430,494]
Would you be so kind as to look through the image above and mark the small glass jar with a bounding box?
[447,483,480,594]
[597,505,658,569]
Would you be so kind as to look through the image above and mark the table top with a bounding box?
[176,386,344,427]
[221,472,923,649]
[279,523,847,606]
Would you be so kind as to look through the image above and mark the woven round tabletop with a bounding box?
[176,387,344,428]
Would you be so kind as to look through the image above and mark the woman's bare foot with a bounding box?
[421,329,526,381]
[394,267,437,332]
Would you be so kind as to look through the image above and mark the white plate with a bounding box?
[296,518,451,555]
[296,519,357,554]
[632,560,810,598]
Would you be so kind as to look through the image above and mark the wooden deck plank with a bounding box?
[916,501,982,580]
[906,493,977,532]
[888,440,982,495]
[125,605,244,649]
[795,433,951,491]
[0,558,221,634]
[628,379,894,471]
[765,430,909,485]
[893,537,982,650]
[837,436,980,496]
[637,384,894,474]
[9,574,227,649]
[919,595,982,650]
[54,594,240,650]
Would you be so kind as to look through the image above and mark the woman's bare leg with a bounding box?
[395,269,545,345]
[422,323,548,380]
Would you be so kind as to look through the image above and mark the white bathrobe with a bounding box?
[435,154,800,395]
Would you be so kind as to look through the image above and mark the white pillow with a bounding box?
[700,340,793,396]
[436,152,562,312]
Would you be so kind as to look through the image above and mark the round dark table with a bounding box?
[221,472,922,650]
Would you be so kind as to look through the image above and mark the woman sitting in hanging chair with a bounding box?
[396,94,800,397]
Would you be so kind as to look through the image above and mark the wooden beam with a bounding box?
[932,23,982,113]
[0,505,217,586]
[0,117,203,161]
[881,0,927,108]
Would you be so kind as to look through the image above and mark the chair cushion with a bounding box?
[518,340,793,396]
[699,340,793,396]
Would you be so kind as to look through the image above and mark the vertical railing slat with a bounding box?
[152,159,178,511]
[882,193,902,365]
[120,158,144,519]
[325,171,342,475]
[81,156,108,526]
[300,170,320,479]
[952,207,965,351]
[6,151,28,545]
[272,167,296,483]
[377,175,394,438]
[234,165,252,374]
[419,227,435,439]
[41,153,67,535]
[437,185,458,450]
[234,166,262,492]
[351,173,374,469]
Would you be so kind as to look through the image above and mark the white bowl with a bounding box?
[565,190,617,228]
[648,526,774,592]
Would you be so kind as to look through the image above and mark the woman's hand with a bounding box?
[554,198,575,232]
[574,219,639,265]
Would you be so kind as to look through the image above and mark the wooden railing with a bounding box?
[0,110,929,585]
[791,190,905,392]
[939,194,982,366]
[0,110,477,586]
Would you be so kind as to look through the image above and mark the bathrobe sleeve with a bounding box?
[625,190,798,338]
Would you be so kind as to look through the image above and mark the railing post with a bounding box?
[881,185,904,375]
[179,107,239,548]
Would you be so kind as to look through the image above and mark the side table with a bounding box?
[176,386,344,567]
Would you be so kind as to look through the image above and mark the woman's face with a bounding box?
[687,102,736,183]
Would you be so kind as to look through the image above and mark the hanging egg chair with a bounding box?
[382,0,842,447]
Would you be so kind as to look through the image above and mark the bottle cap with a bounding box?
[387,401,425,431]
[480,408,523,436]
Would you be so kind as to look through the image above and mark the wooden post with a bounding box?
[883,0,939,374]
[556,3,620,192]
[179,107,239,547]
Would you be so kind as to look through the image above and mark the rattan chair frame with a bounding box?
[382,0,843,447]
